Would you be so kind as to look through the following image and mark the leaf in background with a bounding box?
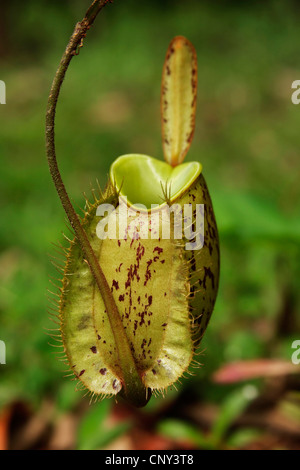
[77,401,130,450]
[210,386,256,447]
[77,401,109,450]
[227,428,262,449]
[157,418,209,449]
[278,391,300,425]
[213,359,298,384]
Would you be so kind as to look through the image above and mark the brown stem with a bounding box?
[45,0,149,407]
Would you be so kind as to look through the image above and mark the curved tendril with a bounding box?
[45,0,149,407]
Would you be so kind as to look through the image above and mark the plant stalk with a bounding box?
[45,0,149,407]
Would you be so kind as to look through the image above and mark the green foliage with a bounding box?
[158,386,258,449]
[77,401,130,450]
[0,0,299,448]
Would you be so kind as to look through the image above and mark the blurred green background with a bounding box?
[0,0,299,450]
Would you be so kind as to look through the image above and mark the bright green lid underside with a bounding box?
[110,154,202,209]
